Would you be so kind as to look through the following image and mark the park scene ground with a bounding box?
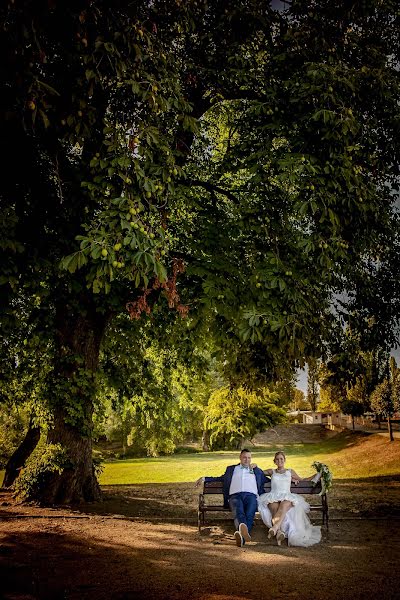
[2,428,400,600]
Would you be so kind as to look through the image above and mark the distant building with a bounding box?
[287,410,398,431]
[289,410,347,427]
[302,411,342,427]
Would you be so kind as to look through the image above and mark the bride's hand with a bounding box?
[250,463,257,469]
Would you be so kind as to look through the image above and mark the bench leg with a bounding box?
[198,509,206,532]
[322,495,329,531]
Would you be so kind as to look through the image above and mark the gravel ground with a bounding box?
[1,475,400,600]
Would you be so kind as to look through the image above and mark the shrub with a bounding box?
[14,443,70,501]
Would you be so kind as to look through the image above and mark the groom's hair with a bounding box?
[240,448,251,455]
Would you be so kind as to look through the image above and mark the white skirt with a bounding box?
[258,492,321,547]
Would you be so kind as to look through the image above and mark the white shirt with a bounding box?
[229,465,258,496]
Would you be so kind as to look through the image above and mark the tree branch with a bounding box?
[184,179,238,203]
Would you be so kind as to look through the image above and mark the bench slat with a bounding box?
[203,480,322,495]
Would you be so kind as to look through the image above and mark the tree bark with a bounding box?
[33,298,109,505]
[2,419,41,488]
[201,429,210,452]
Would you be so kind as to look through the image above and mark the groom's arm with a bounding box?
[195,473,225,487]
[255,467,271,490]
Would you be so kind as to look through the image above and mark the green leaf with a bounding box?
[37,80,60,96]
[92,279,101,293]
[39,109,50,128]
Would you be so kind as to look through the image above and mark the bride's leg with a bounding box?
[271,500,293,533]
[267,502,280,537]
[268,502,279,525]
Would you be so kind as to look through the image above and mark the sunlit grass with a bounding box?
[98,432,400,485]
[2,432,398,488]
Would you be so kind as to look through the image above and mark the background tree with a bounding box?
[340,396,365,431]
[204,386,286,450]
[292,389,309,412]
[306,359,320,412]
[370,358,400,441]
[95,313,213,457]
[317,362,342,412]
[271,370,299,408]
[321,344,390,426]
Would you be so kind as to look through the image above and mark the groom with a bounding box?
[196,449,268,547]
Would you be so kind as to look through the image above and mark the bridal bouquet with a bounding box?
[311,461,333,495]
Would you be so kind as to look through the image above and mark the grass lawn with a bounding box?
[2,431,399,488]
[98,431,400,485]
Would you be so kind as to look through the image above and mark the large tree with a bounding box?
[1,0,194,502]
[1,0,399,503]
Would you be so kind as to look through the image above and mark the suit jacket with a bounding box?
[205,464,269,509]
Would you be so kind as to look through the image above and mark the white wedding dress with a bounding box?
[258,469,321,547]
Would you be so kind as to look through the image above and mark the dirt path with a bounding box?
[1,476,400,600]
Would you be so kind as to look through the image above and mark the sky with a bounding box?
[296,348,400,394]
[297,367,307,393]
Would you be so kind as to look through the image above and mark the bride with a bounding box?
[257,451,321,547]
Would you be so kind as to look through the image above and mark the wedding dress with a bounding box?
[258,469,321,547]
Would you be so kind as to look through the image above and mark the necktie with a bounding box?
[241,466,254,474]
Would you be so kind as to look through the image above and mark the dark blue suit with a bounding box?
[205,464,268,532]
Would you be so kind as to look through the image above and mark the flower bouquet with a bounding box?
[311,461,333,495]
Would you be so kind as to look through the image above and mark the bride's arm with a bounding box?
[291,469,316,484]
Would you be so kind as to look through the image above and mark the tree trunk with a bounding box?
[2,419,41,488]
[201,429,210,452]
[352,415,355,430]
[122,421,127,457]
[33,299,109,505]
[388,416,394,442]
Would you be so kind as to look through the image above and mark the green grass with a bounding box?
[97,444,331,485]
[99,431,400,485]
[2,432,399,488]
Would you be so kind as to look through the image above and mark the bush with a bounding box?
[14,443,70,501]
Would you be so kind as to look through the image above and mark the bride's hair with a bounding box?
[274,451,286,461]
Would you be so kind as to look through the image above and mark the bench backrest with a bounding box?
[203,479,322,495]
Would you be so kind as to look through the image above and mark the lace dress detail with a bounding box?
[258,469,321,547]
[259,469,300,505]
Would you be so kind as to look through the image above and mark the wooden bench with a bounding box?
[198,479,328,531]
